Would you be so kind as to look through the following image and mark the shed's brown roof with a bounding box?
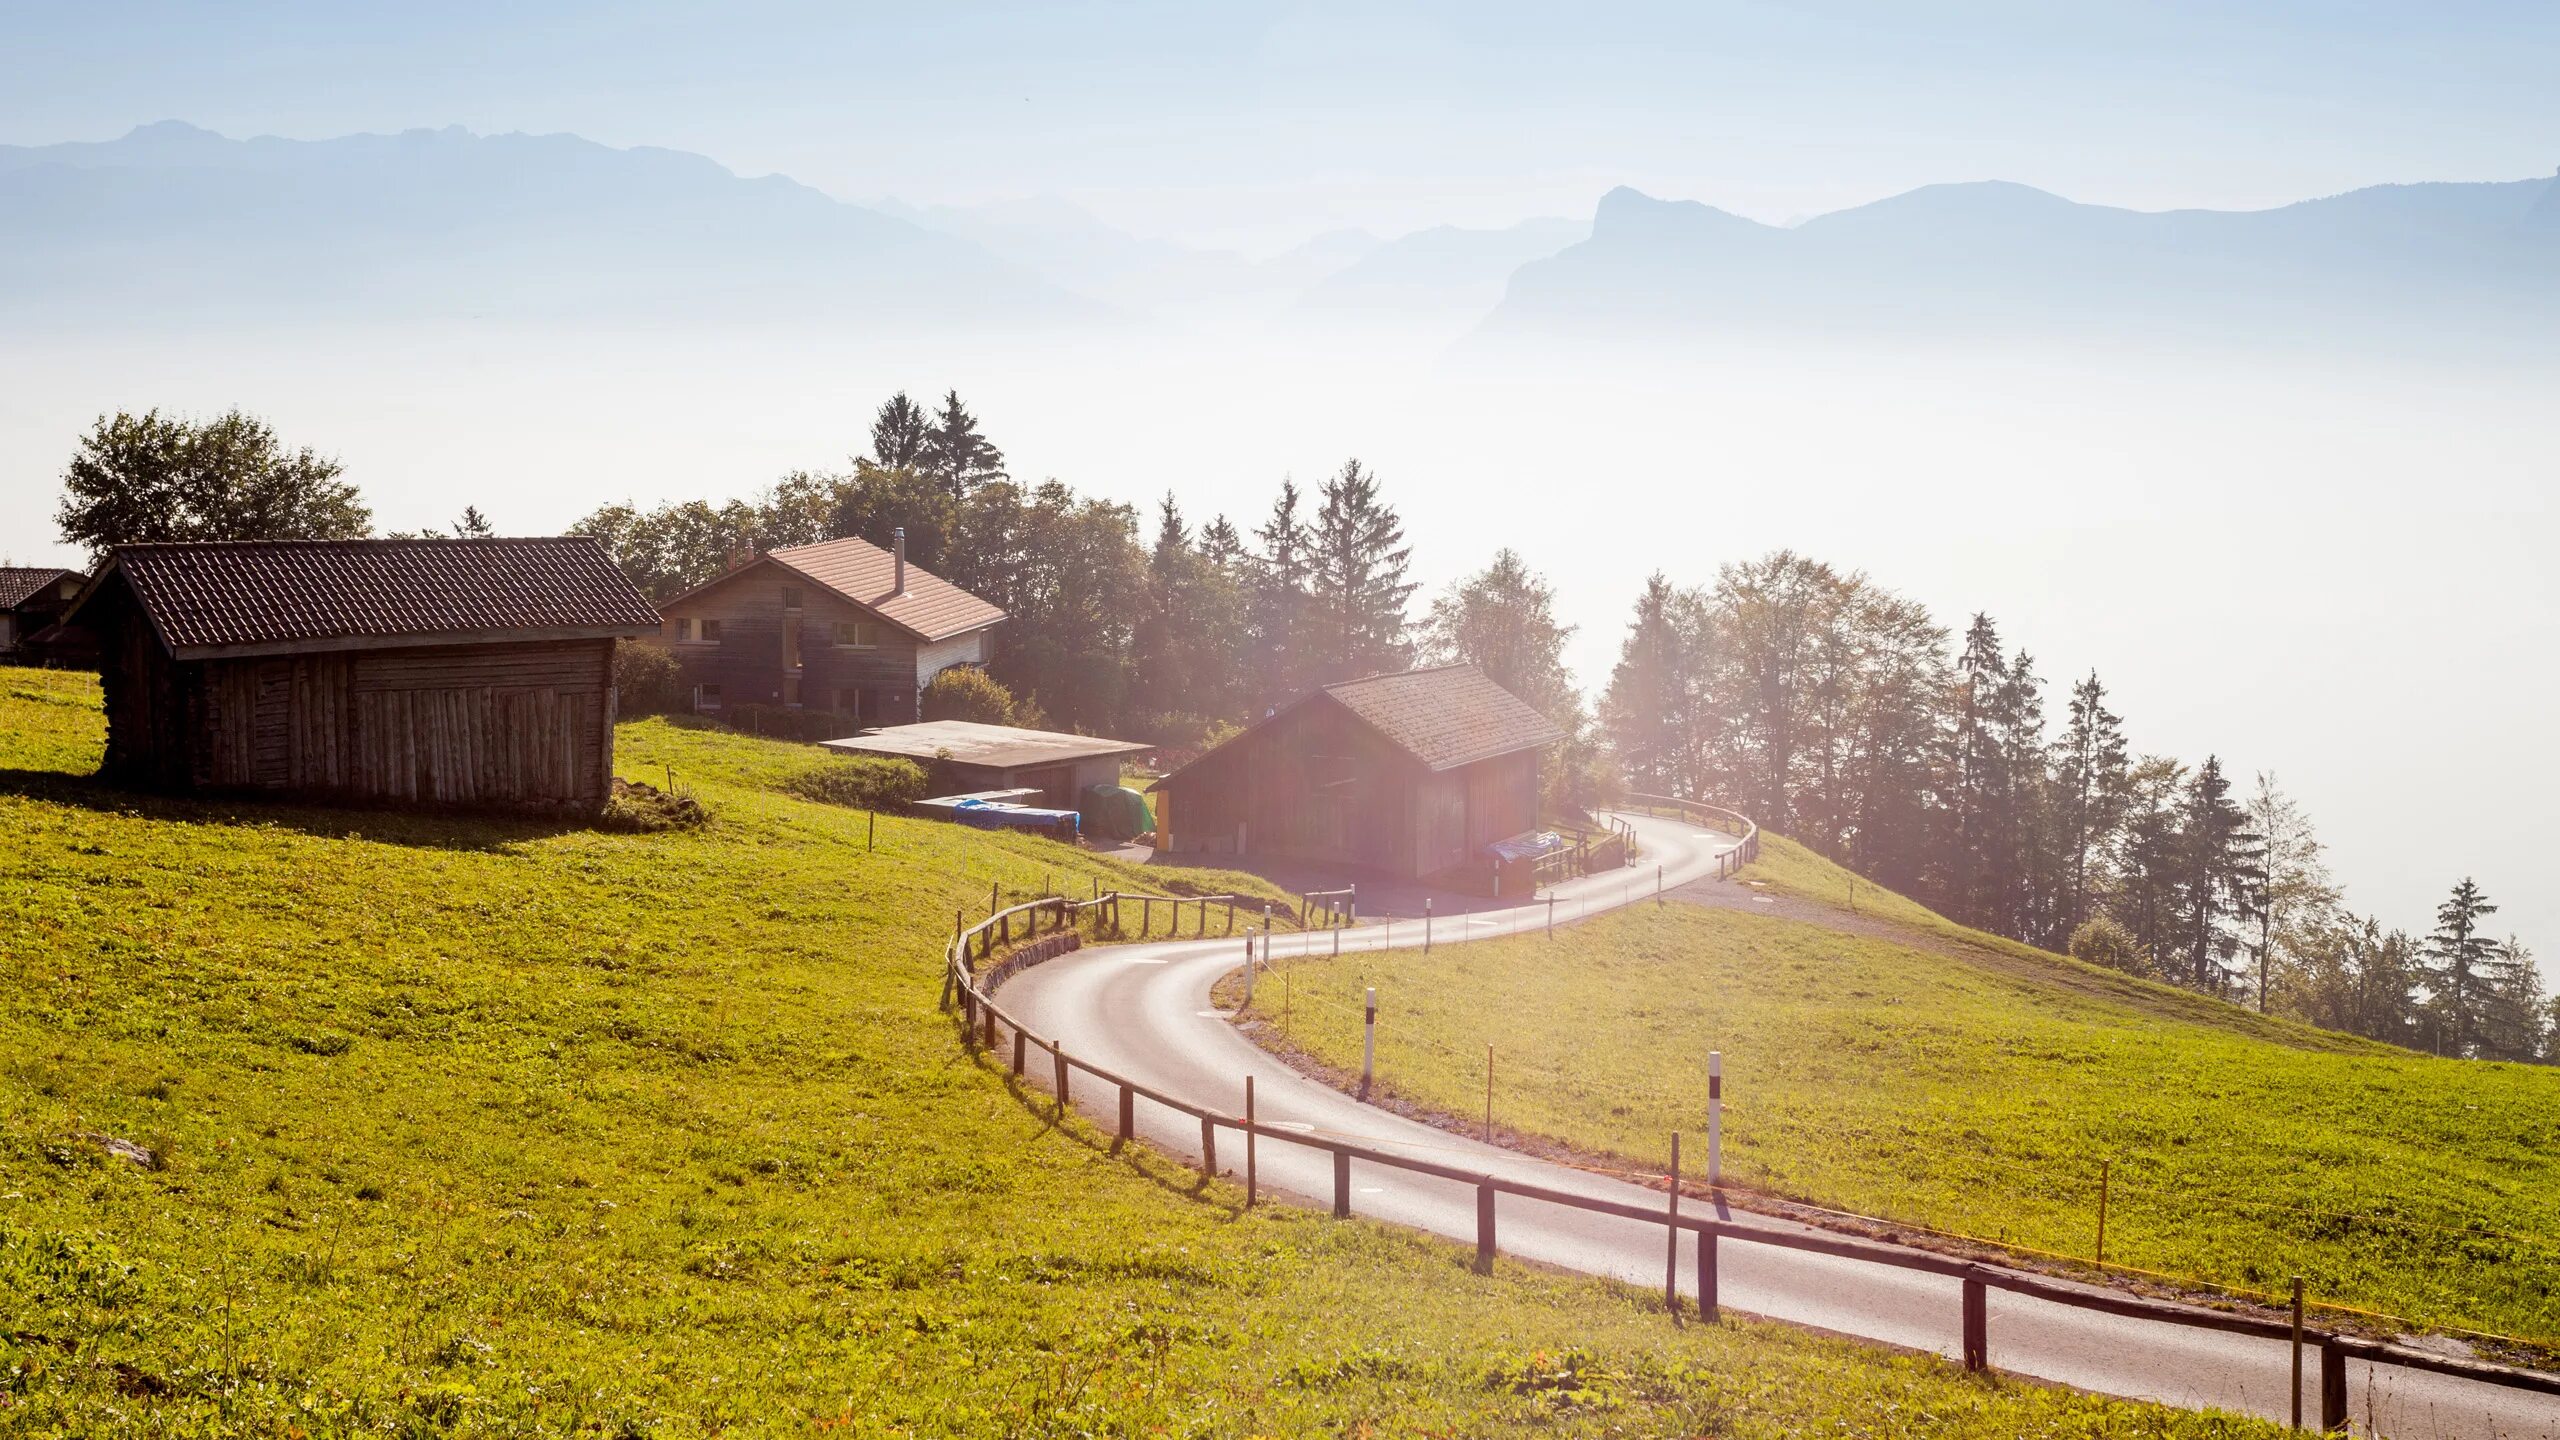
[0,567,80,610]
[1154,664,1564,793]
[1320,665,1566,771]
[762,537,1006,642]
[87,538,663,659]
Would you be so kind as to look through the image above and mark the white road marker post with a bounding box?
[1360,987,1378,1100]
[1547,892,1555,937]
[1243,931,1256,1007]
[1707,1051,1724,1189]
[1424,898,1433,953]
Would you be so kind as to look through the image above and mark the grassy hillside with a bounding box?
[0,667,2273,1437]
[1249,871,2560,1346]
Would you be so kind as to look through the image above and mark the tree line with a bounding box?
[566,390,1606,799]
[41,404,2549,1061]
[1599,552,2555,1061]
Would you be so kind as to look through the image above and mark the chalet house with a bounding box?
[0,566,86,662]
[1149,664,1564,880]
[64,537,662,812]
[654,530,1005,724]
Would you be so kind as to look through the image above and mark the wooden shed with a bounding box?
[820,720,1149,809]
[65,537,662,812]
[1150,665,1564,879]
[0,566,86,663]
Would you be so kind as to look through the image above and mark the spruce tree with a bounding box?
[1305,459,1416,681]
[866,391,930,469]
[2057,671,2130,935]
[2420,878,2501,1056]
[1247,479,1312,708]
[2173,756,2265,995]
[918,390,1007,498]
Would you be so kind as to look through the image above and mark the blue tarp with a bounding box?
[951,798,1081,835]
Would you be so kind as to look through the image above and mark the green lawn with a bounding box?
[0,667,2274,1437]
[1251,886,2560,1349]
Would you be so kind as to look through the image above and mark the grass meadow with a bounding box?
[0,667,2279,1437]
[1251,859,2560,1350]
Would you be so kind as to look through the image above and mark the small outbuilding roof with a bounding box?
[0,567,81,610]
[69,537,663,660]
[1319,665,1567,771]
[660,536,1006,643]
[821,720,1150,770]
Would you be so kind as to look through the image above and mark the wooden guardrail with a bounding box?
[936,822,2560,1431]
[1624,792,1759,881]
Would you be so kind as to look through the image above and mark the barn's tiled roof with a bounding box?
[96,538,663,656]
[0,567,80,610]
[1320,665,1567,771]
[671,536,1006,642]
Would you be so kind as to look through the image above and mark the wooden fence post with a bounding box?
[1475,1183,1496,1273]
[2318,1340,2347,1432]
[1697,1227,1719,1322]
[1665,1131,1683,1314]
[1011,1028,1026,1077]
[1199,1115,1217,1181]
[1053,1044,1069,1119]
[1961,1275,1988,1372]
[2290,1277,2306,1431]
[980,999,996,1051]
[1114,1084,1134,1155]
[1332,1151,1351,1218]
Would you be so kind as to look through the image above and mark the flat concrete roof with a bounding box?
[820,720,1151,770]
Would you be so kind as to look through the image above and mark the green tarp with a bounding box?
[1080,784,1155,844]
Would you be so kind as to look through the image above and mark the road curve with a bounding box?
[995,812,2558,1439]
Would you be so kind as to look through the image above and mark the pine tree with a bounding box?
[2172,756,2264,996]
[1304,460,1415,681]
[1247,479,1313,709]
[2420,878,2502,1056]
[918,390,1007,499]
[451,506,495,538]
[1601,574,1693,792]
[866,392,930,470]
[2056,671,2130,935]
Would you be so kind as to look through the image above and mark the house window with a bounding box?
[699,618,722,641]
[834,620,883,648]
[835,687,869,720]
[672,617,693,641]
[781,586,804,609]
[693,683,723,713]
[783,676,802,709]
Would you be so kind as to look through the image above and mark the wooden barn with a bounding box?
[0,566,86,663]
[655,529,1006,724]
[1150,665,1564,879]
[65,537,663,812]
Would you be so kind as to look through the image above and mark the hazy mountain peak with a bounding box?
[1590,185,1773,244]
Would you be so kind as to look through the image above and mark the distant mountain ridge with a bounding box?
[1474,172,2560,352]
[0,122,1085,327]
[4,122,2553,354]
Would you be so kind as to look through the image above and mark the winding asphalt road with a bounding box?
[997,812,2558,1438]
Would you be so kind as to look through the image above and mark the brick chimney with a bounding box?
[892,527,907,595]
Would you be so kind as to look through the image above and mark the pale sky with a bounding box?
[7,2,2557,248]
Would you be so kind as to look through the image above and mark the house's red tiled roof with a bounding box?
[0,567,80,610]
[1319,664,1566,771]
[96,538,663,657]
[761,536,1007,641]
